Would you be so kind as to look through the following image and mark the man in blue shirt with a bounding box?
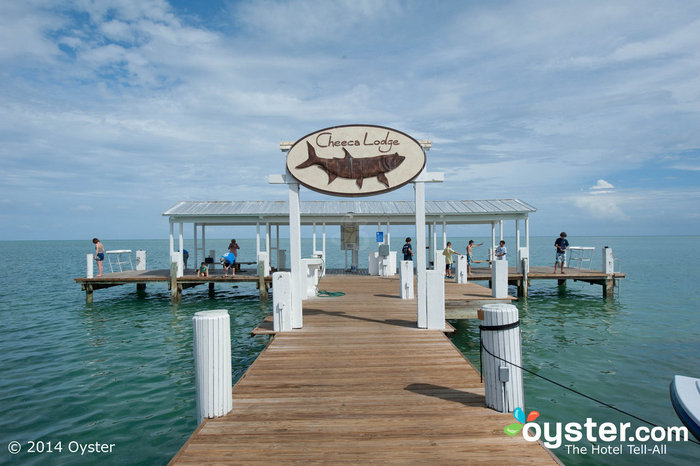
[554,232,569,274]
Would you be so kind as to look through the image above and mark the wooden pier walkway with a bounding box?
[170,275,557,464]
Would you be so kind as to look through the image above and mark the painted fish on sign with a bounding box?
[286,125,427,197]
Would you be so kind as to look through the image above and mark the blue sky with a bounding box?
[1,0,699,240]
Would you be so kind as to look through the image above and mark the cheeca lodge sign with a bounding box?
[286,124,426,197]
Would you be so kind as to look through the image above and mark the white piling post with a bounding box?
[399,260,414,299]
[480,303,523,413]
[434,251,446,274]
[135,250,147,271]
[426,270,445,330]
[492,259,509,298]
[193,310,232,425]
[602,247,614,274]
[87,254,94,278]
[455,255,468,284]
[273,272,292,331]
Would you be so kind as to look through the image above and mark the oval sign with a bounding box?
[286,124,426,197]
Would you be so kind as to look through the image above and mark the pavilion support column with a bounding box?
[288,182,303,328]
[525,217,530,249]
[415,181,427,328]
[169,221,174,264]
[256,222,261,257]
[433,221,437,266]
[276,224,280,269]
[202,225,206,262]
[266,223,271,257]
[491,222,496,263]
[442,220,447,249]
[386,221,391,248]
[499,220,504,242]
[178,222,184,276]
[515,219,521,253]
[193,223,198,268]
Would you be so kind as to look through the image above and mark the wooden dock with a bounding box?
[170,275,557,464]
[75,268,272,303]
[468,265,626,298]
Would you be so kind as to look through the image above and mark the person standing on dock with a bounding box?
[92,238,105,277]
[402,237,413,261]
[443,242,457,278]
[466,240,483,275]
[228,239,240,271]
[554,232,569,274]
[495,240,507,260]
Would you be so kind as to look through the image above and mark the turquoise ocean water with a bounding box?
[0,236,698,465]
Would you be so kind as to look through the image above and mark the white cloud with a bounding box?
[590,179,615,192]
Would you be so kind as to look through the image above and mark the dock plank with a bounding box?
[170,275,557,464]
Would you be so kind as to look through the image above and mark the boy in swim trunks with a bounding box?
[92,238,105,276]
[466,240,483,275]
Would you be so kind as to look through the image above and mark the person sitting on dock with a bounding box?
[220,252,236,277]
[92,238,105,277]
[495,240,507,260]
[466,240,483,276]
[443,242,457,278]
[198,262,209,277]
[554,232,569,274]
[402,237,413,261]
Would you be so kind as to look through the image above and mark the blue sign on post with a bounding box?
[376,232,384,243]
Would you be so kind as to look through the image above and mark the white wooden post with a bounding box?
[499,220,504,242]
[434,251,446,276]
[193,309,232,424]
[135,250,146,271]
[603,247,614,274]
[480,303,523,413]
[266,222,271,259]
[288,182,303,328]
[455,255,468,284]
[414,181,427,328]
[426,270,445,330]
[492,259,509,298]
[86,254,94,278]
[399,260,414,299]
[272,272,292,331]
